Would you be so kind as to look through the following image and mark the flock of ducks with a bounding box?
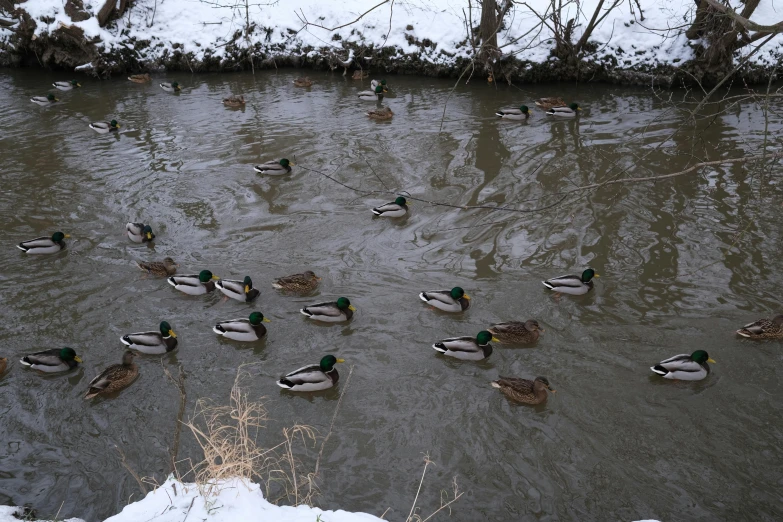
[12,74,783,405]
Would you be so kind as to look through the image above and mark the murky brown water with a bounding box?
[1,69,782,521]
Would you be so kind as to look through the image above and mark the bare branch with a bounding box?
[296,0,390,32]
[700,0,783,33]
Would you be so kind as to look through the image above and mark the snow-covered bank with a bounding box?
[0,506,85,522]
[103,477,384,522]
[0,0,781,82]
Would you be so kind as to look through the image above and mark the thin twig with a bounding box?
[115,445,149,495]
[314,365,354,477]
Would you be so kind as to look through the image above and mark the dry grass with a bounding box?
[183,365,319,505]
[401,454,463,522]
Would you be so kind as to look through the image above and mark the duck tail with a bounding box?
[300,308,312,317]
[277,378,294,389]
[213,325,226,335]
[120,335,132,346]
[19,357,32,367]
[418,292,429,302]
[650,365,668,376]
[736,329,751,338]
[16,243,28,252]
[167,277,177,287]
[432,343,447,353]
[490,381,501,388]
[371,208,383,216]
[542,280,554,290]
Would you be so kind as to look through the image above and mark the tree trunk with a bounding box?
[686,0,763,70]
[479,0,499,61]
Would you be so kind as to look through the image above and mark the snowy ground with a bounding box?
[1,0,781,72]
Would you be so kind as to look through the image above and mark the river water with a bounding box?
[0,69,782,521]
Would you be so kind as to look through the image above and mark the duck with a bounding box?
[272,271,320,293]
[17,231,69,254]
[31,94,58,105]
[367,107,393,120]
[495,105,532,120]
[358,85,384,101]
[254,158,294,175]
[0,357,6,375]
[136,257,178,277]
[216,276,260,303]
[534,97,566,110]
[168,269,219,296]
[487,320,544,344]
[546,103,581,117]
[736,315,783,339]
[20,347,82,373]
[121,321,178,355]
[418,287,470,313]
[277,354,344,392]
[352,70,369,80]
[300,297,355,322]
[84,351,139,399]
[491,376,555,405]
[372,196,409,217]
[223,94,245,107]
[128,73,151,83]
[213,311,270,342]
[542,268,598,296]
[53,80,81,91]
[432,330,496,361]
[370,79,388,92]
[126,222,155,243]
[651,350,715,381]
[160,82,181,93]
[89,120,120,134]
[293,77,314,87]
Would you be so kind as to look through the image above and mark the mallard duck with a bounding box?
[84,351,139,399]
[168,270,219,295]
[126,222,155,243]
[20,347,82,373]
[213,311,270,342]
[17,231,69,254]
[31,94,58,105]
[542,268,598,296]
[136,257,178,276]
[372,196,409,217]
[0,357,6,375]
[358,85,384,101]
[546,103,581,117]
[128,73,151,83]
[432,331,496,361]
[90,120,120,134]
[277,354,345,392]
[534,97,566,110]
[293,77,314,87]
[121,321,178,355]
[254,158,294,175]
[495,105,531,120]
[223,94,245,107]
[53,80,81,91]
[736,315,783,339]
[651,350,715,381]
[367,107,393,120]
[488,320,544,344]
[300,297,355,322]
[160,82,181,93]
[272,271,320,293]
[370,79,388,92]
[352,70,369,80]
[216,276,260,303]
[491,376,555,405]
[418,287,470,313]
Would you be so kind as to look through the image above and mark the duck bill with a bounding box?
[593,274,600,277]
[211,275,220,280]
[463,294,471,300]
[244,285,250,293]
[707,358,716,363]
[491,337,500,342]
[169,330,177,338]
[548,388,557,393]
[74,356,83,363]
[263,318,271,323]
[146,232,152,240]
[348,305,357,311]
[336,358,345,363]
[64,234,71,238]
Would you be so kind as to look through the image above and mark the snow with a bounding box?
[102,477,384,522]
[3,0,781,71]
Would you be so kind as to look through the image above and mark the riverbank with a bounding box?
[1,0,781,86]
